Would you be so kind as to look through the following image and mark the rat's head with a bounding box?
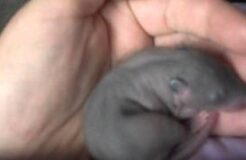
[167,49,246,119]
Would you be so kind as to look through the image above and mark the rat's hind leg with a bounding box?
[169,113,218,160]
[119,113,188,160]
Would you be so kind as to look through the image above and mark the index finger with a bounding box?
[168,0,246,80]
[205,2,246,81]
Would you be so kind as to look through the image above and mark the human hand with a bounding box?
[0,0,246,159]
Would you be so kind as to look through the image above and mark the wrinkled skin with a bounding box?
[0,0,246,159]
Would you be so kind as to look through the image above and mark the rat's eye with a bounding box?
[169,77,188,93]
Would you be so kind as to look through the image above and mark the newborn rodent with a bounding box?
[84,47,246,160]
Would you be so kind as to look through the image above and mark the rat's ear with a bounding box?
[169,77,188,93]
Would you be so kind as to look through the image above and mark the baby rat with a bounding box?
[84,47,246,160]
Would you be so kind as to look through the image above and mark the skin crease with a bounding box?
[0,0,245,159]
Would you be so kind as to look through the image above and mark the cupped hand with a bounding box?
[0,0,246,158]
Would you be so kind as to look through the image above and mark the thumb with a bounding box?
[0,0,108,158]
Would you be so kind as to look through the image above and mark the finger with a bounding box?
[27,0,105,16]
[0,0,105,48]
[154,32,223,53]
[102,1,153,65]
[1,0,105,35]
[167,0,246,55]
[0,0,108,104]
[205,1,246,56]
[225,52,246,81]
[212,108,246,136]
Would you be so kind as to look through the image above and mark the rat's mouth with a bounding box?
[172,105,201,119]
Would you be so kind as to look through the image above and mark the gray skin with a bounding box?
[84,47,246,160]
[0,0,28,32]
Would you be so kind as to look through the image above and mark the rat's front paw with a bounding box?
[191,111,218,134]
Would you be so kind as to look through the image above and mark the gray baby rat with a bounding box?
[84,47,246,160]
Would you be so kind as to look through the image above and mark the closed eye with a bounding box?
[169,77,188,93]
